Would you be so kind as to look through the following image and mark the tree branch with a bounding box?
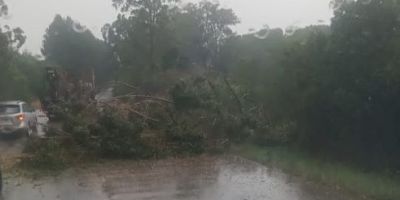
[223,77,243,114]
[126,107,159,122]
[112,81,139,90]
[113,94,173,104]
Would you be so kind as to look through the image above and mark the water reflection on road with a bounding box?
[2,156,360,200]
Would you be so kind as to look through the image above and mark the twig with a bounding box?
[37,135,72,140]
[166,107,178,125]
[205,78,223,116]
[112,81,139,90]
[101,101,160,122]
[126,107,159,122]
[223,76,243,114]
[112,95,173,104]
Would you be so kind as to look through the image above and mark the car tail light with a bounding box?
[16,114,25,122]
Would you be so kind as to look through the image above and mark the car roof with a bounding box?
[0,101,26,105]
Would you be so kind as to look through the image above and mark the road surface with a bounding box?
[0,156,363,200]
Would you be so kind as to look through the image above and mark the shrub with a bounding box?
[169,76,258,145]
[251,121,297,146]
[89,112,153,158]
[165,124,206,155]
[22,138,67,170]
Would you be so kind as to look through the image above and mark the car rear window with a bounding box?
[0,105,21,114]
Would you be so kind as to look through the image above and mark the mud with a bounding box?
[1,156,362,200]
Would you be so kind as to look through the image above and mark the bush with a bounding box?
[22,138,67,170]
[169,76,261,144]
[251,121,296,146]
[165,125,206,155]
[89,112,154,158]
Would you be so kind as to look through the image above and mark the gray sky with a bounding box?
[1,0,333,55]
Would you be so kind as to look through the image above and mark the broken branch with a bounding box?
[113,94,173,104]
[112,81,139,90]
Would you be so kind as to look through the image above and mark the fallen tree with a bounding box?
[23,73,283,168]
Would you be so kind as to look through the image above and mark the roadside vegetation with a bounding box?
[235,145,400,200]
[20,138,69,171]
[1,0,400,199]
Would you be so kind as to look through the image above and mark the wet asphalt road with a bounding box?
[0,156,362,200]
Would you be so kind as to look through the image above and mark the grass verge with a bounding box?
[233,144,400,200]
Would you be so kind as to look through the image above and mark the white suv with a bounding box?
[0,101,37,136]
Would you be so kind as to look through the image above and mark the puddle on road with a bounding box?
[1,156,360,200]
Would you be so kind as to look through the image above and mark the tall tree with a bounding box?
[0,0,31,100]
[0,0,25,65]
[107,0,179,70]
[42,15,114,83]
[323,0,400,166]
[181,1,239,69]
[0,0,7,17]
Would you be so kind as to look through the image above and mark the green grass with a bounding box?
[233,144,400,200]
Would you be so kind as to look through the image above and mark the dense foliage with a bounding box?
[0,1,42,101]
[104,0,238,89]
[42,15,115,84]
[224,0,400,169]
[103,0,400,169]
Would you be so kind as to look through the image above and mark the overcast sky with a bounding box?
[1,0,333,55]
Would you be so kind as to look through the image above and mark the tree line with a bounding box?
[0,0,42,100]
